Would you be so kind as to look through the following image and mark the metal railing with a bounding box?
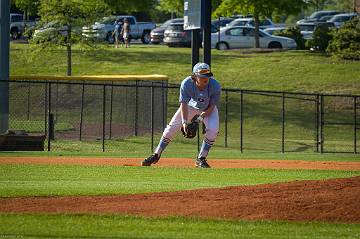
[2,78,359,154]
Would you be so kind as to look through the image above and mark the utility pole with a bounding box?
[203,0,211,66]
[0,0,10,133]
[354,0,359,13]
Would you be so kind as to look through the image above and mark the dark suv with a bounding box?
[297,10,343,24]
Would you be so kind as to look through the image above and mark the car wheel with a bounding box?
[268,41,282,49]
[216,42,229,50]
[141,32,151,44]
[10,28,20,40]
[106,32,115,44]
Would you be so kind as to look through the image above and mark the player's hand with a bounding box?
[182,122,188,134]
[195,114,204,123]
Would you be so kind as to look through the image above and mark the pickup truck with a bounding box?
[10,13,36,40]
[82,15,156,44]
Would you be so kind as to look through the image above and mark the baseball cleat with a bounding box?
[142,154,160,166]
[195,157,211,168]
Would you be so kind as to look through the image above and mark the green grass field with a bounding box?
[1,214,359,239]
[10,43,360,94]
[0,162,359,238]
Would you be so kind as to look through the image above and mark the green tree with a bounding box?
[15,0,40,19]
[157,0,223,18]
[104,0,157,15]
[306,24,333,52]
[273,26,306,50]
[214,0,305,48]
[34,0,110,76]
[333,0,355,11]
[306,0,328,11]
[158,0,184,17]
[327,17,360,60]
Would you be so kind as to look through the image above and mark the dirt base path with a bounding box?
[1,157,360,223]
[1,156,360,171]
[1,176,359,223]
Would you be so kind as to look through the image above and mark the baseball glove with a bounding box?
[181,114,201,139]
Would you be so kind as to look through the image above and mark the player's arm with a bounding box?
[180,102,189,125]
[200,104,215,119]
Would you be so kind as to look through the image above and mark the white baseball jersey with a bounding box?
[179,76,221,111]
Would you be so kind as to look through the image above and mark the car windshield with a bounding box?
[309,12,328,19]
[99,16,117,25]
[228,20,248,27]
[161,19,182,28]
[11,15,23,22]
[167,24,183,31]
[43,21,60,28]
[161,19,174,28]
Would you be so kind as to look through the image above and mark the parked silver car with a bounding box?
[150,18,183,44]
[327,13,359,28]
[163,23,191,47]
[211,26,296,50]
[298,22,335,40]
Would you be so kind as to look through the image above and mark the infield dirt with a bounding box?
[1,157,359,223]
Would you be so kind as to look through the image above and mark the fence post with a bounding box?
[109,82,114,140]
[134,80,138,136]
[281,92,285,153]
[225,90,229,148]
[151,82,154,152]
[55,81,59,122]
[197,127,200,153]
[315,95,320,153]
[47,83,52,151]
[162,81,166,131]
[320,95,324,153]
[79,82,85,141]
[49,114,55,141]
[354,96,357,154]
[27,82,31,120]
[44,82,48,137]
[240,90,243,153]
[102,85,106,152]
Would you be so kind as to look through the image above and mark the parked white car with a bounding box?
[327,13,359,28]
[211,26,296,50]
[33,21,70,42]
[227,18,275,29]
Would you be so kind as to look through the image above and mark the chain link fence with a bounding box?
[2,78,359,154]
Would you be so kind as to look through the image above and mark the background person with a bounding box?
[142,63,221,168]
[121,18,131,48]
[112,20,122,48]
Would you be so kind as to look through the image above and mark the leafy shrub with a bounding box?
[327,17,360,60]
[273,26,306,50]
[306,24,333,52]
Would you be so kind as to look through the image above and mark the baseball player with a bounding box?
[142,62,221,168]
